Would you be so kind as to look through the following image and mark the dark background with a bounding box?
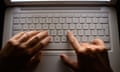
[0,0,120,48]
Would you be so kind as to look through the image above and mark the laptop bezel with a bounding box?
[5,0,117,6]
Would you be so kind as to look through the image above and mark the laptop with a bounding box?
[3,0,120,72]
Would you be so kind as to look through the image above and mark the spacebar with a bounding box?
[43,43,73,50]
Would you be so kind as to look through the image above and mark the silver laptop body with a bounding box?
[3,0,120,72]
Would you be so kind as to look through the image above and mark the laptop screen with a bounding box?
[5,0,116,5]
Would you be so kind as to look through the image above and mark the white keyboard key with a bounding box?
[73,17,79,23]
[26,18,32,23]
[46,17,52,23]
[85,30,91,35]
[49,24,55,29]
[90,24,95,29]
[20,18,25,23]
[51,30,57,35]
[99,18,108,23]
[93,17,98,23]
[32,18,39,23]
[91,30,97,35]
[83,24,89,29]
[23,24,28,30]
[105,43,110,49]
[78,30,84,35]
[60,17,66,23]
[61,36,67,42]
[50,36,54,42]
[36,24,41,29]
[88,36,94,41]
[58,30,64,35]
[63,24,69,29]
[103,24,109,29]
[80,18,85,23]
[105,28,109,35]
[40,18,46,23]
[70,24,76,29]
[82,36,88,42]
[96,24,102,29]
[103,36,110,42]
[56,24,62,29]
[13,19,19,23]
[71,30,77,35]
[53,17,59,23]
[98,30,104,35]
[29,24,35,30]
[13,31,21,35]
[86,18,92,23]
[43,24,48,29]
[13,24,18,30]
[66,17,72,23]
[76,24,82,29]
[54,36,60,42]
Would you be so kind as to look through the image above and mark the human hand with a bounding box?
[61,31,113,72]
[0,31,51,72]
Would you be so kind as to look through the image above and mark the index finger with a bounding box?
[67,31,81,52]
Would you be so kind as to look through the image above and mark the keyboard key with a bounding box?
[99,18,108,23]
[90,24,95,29]
[29,24,35,30]
[49,24,55,29]
[26,18,32,23]
[53,17,59,23]
[51,30,57,35]
[23,24,28,30]
[78,30,84,35]
[91,30,97,35]
[60,17,66,23]
[63,24,69,29]
[20,18,25,23]
[56,24,62,29]
[88,36,94,41]
[13,18,19,23]
[43,24,49,29]
[96,24,102,29]
[83,24,89,29]
[40,17,46,23]
[46,17,52,23]
[58,30,64,35]
[71,30,77,35]
[80,18,85,23]
[103,36,110,42]
[54,36,60,42]
[33,18,39,23]
[93,17,98,23]
[85,30,91,35]
[61,36,67,42]
[66,17,72,23]
[98,30,104,35]
[76,24,82,29]
[82,36,88,42]
[70,24,76,29]
[105,28,109,35]
[36,24,42,29]
[86,18,92,23]
[73,17,79,23]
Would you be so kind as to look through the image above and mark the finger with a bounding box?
[90,39,107,52]
[24,31,48,47]
[11,32,25,40]
[67,31,81,52]
[91,39,105,46]
[32,36,51,54]
[18,31,39,43]
[60,54,78,70]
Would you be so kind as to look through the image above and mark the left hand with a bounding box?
[0,31,51,72]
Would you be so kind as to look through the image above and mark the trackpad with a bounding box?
[34,52,76,72]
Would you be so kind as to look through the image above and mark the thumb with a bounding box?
[60,54,78,70]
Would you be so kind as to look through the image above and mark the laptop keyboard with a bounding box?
[12,12,111,50]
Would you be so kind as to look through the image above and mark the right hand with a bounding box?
[61,31,113,72]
